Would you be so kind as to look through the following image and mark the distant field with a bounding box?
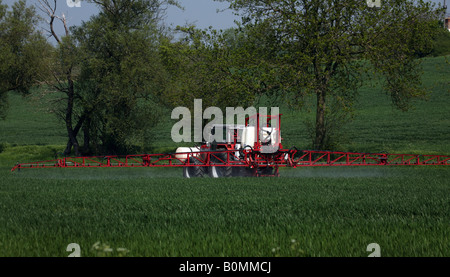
[1,56,449,154]
[0,56,449,257]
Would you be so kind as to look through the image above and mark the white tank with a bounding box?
[175,147,201,162]
[242,126,256,148]
[260,127,272,144]
[260,127,279,146]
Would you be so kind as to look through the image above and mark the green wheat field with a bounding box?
[0,56,449,257]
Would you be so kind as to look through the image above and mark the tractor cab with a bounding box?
[202,113,282,153]
[242,113,282,152]
[204,124,246,151]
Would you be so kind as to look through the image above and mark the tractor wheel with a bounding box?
[259,166,275,176]
[183,157,206,178]
[232,167,255,177]
[209,153,232,178]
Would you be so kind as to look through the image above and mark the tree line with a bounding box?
[0,0,447,155]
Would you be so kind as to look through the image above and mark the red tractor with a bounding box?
[177,113,285,178]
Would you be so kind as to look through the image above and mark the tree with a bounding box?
[71,0,176,154]
[219,0,444,149]
[0,0,50,119]
[38,0,178,155]
[160,26,256,111]
[37,0,84,155]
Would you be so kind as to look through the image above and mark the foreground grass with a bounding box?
[0,166,448,257]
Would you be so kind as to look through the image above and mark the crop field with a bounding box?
[0,166,449,257]
[0,56,449,257]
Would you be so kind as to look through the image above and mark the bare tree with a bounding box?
[37,0,83,156]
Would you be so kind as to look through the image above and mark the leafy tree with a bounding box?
[0,0,50,119]
[160,26,256,111]
[38,0,178,155]
[71,0,177,154]
[430,27,450,57]
[218,0,444,149]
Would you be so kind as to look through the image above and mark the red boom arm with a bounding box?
[11,149,450,172]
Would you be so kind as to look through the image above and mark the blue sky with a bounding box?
[59,0,239,30]
[2,0,239,32]
[1,0,239,39]
[2,0,448,37]
[164,0,239,29]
